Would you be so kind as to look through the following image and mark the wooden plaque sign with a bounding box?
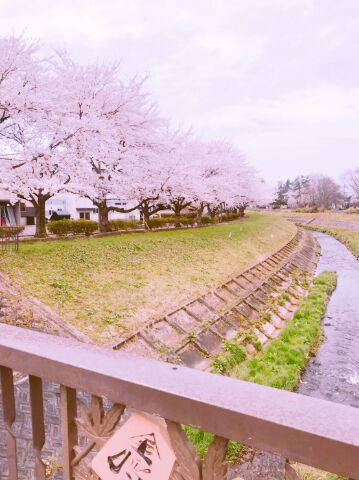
[92,412,176,480]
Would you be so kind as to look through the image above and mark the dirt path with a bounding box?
[311,218,359,232]
[283,214,359,232]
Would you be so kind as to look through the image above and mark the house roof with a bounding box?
[52,211,71,216]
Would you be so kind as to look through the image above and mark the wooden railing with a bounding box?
[0,323,359,479]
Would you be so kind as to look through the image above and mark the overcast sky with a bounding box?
[1,0,358,185]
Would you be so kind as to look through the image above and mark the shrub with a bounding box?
[345,207,359,214]
[179,217,195,226]
[73,220,98,236]
[47,219,98,236]
[47,219,73,236]
[147,217,180,228]
[109,219,140,231]
[161,212,196,219]
[221,212,240,222]
[181,212,197,219]
[0,225,25,238]
[164,217,177,225]
[147,217,169,228]
[148,216,196,228]
[294,207,319,213]
[200,216,212,225]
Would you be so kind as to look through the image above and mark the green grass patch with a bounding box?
[183,426,246,462]
[231,271,337,388]
[212,338,247,374]
[293,464,345,480]
[0,214,295,343]
[186,271,337,468]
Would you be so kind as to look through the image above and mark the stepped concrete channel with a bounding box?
[0,227,320,479]
[115,229,320,370]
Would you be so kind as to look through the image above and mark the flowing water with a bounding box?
[298,231,359,407]
[230,232,359,479]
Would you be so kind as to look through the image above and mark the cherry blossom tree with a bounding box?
[0,35,79,237]
[189,140,229,222]
[121,127,188,228]
[193,140,261,220]
[0,34,39,194]
[0,35,264,237]
[153,131,197,227]
[0,34,40,131]
[159,137,263,225]
[56,53,163,232]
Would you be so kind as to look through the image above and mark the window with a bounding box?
[80,212,90,220]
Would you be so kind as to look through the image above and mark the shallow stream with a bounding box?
[298,231,359,407]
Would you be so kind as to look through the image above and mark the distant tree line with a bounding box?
[272,174,359,210]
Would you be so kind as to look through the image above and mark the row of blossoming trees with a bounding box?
[0,35,266,237]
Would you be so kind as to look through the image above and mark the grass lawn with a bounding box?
[0,213,295,343]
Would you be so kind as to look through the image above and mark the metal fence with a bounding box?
[0,324,359,479]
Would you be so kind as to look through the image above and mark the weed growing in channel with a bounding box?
[231,271,337,389]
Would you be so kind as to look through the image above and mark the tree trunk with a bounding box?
[208,206,217,222]
[174,204,182,228]
[33,196,47,238]
[238,206,245,217]
[141,204,151,231]
[195,205,204,225]
[98,202,110,233]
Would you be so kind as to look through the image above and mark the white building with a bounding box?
[46,193,140,222]
[0,190,140,227]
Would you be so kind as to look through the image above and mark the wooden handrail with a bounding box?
[0,323,359,478]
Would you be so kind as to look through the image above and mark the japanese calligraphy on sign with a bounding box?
[92,412,176,480]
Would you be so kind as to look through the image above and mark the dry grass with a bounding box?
[0,213,295,344]
[293,464,345,480]
[272,209,359,224]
